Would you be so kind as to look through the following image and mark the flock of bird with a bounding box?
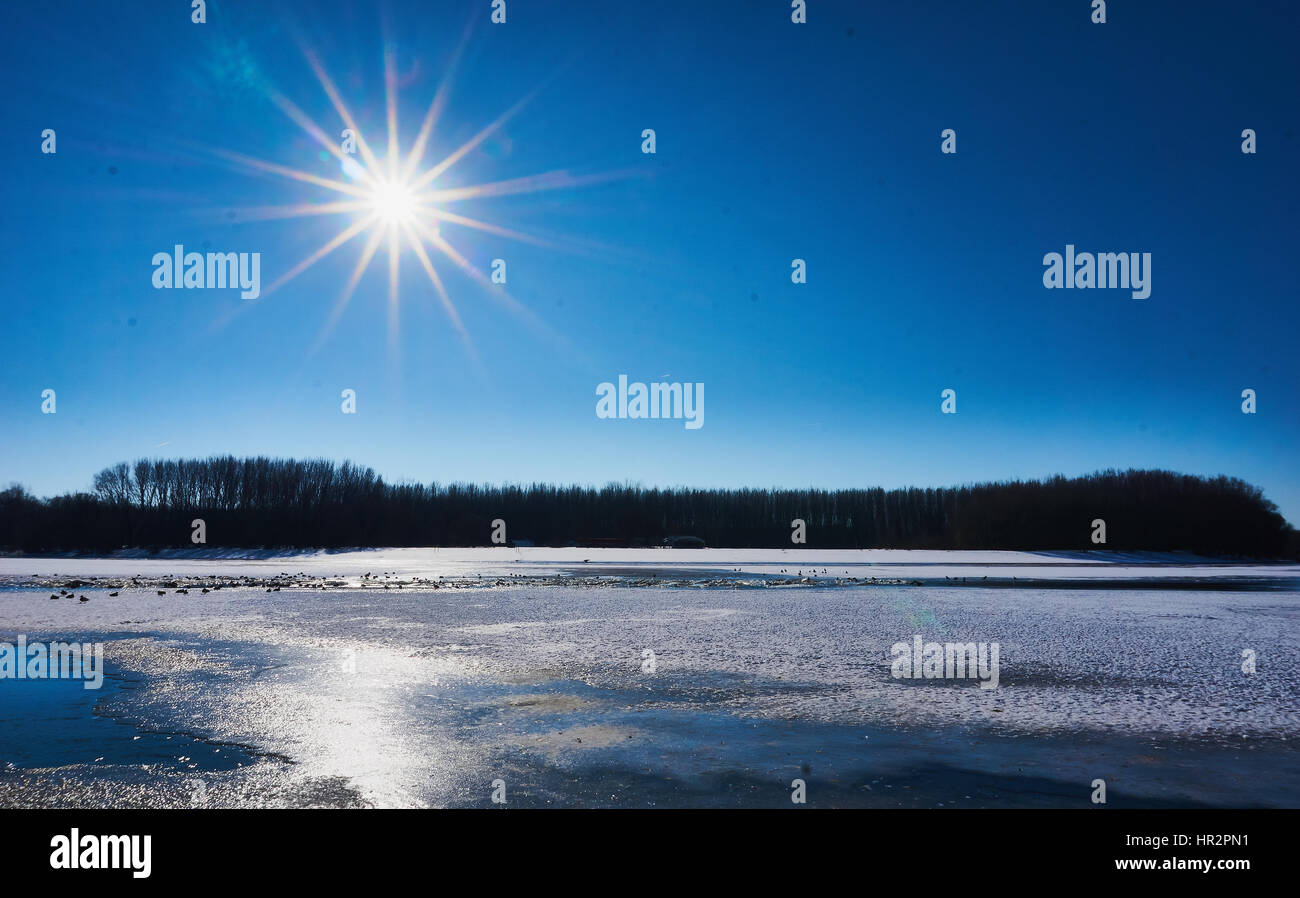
[32,566,1001,598]
[33,569,555,600]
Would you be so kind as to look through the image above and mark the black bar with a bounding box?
[1,809,1280,884]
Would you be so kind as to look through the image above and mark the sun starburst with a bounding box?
[369,177,419,225]
[206,31,628,358]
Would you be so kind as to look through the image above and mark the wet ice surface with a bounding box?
[0,550,1296,807]
[8,546,1300,587]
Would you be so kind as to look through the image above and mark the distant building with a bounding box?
[575,537,629,548]
[662,535,706,549]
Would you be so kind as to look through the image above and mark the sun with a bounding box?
[369,178,419,225]
[205,34,630,358]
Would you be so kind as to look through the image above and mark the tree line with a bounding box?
[0,457,1295,557]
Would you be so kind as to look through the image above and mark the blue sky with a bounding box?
[2,0,1297,524]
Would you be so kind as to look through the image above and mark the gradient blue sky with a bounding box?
[2,0,1297,523]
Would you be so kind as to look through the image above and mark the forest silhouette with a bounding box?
[1,458,1294,557]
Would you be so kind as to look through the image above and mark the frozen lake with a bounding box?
[1,549,1297,807]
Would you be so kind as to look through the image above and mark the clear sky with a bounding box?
[2,0,1297,524]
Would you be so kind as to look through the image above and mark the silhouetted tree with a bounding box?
[0,461,1292,558]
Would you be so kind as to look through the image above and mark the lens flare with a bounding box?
[206,27,638,359]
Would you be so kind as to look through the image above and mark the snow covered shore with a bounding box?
[1,547,1295,586]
